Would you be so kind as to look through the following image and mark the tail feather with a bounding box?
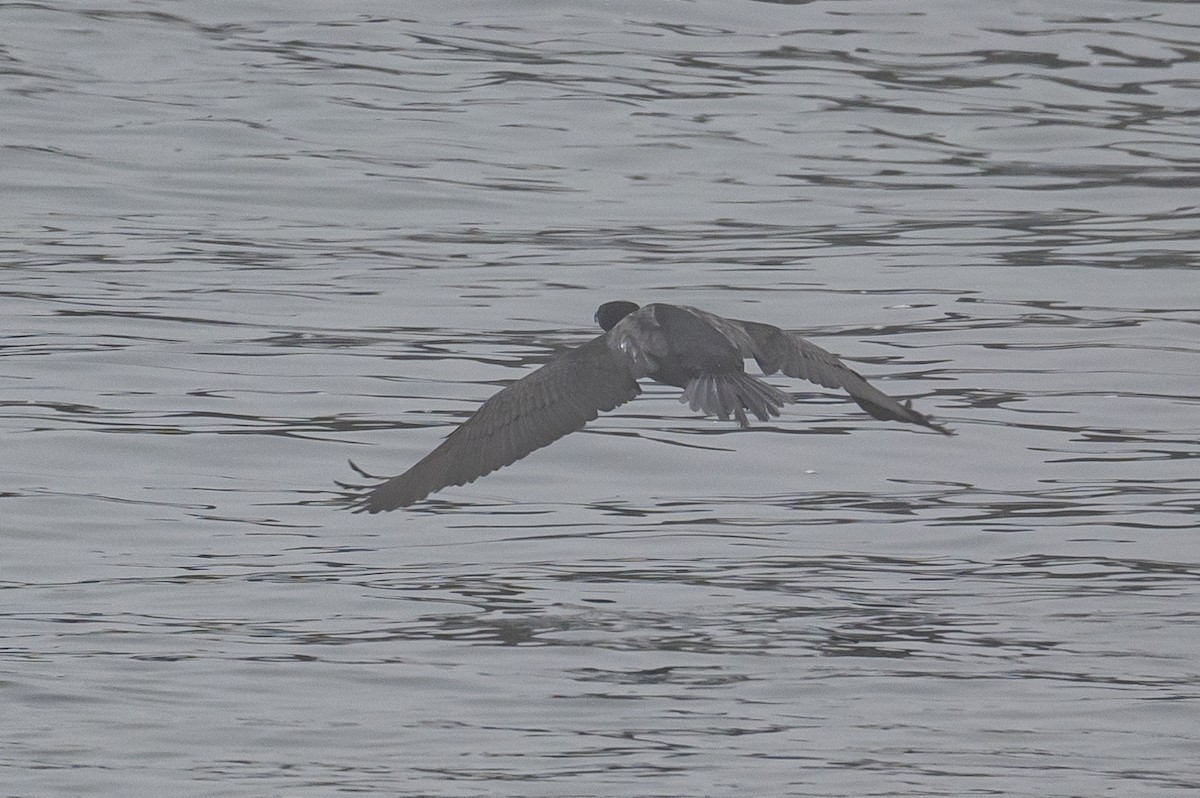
[680,373,792,429]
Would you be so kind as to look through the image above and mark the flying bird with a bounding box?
[349,301,950,512]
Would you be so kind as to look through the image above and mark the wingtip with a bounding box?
[929,420,956,436]
[337,459,408,513]
[899,399,953,436]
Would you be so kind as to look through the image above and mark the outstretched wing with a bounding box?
[356,334,642,512]
[726,317,951,434]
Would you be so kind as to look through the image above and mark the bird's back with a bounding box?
[641,303,745,386]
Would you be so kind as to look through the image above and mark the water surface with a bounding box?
[3,1,1198,796]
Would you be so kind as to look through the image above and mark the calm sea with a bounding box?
[3,1,1197,796]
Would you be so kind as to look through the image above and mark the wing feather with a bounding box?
[358,334,642,512]
[731,318,951,434]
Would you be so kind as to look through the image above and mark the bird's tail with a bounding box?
[680,373,792,429]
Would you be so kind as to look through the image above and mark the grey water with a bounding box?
[3,1,1198,796]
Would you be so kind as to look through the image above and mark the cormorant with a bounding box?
[350,301,950,511]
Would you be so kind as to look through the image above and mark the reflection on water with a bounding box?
[3,0,1199,796]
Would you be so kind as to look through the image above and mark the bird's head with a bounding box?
[595,301,640,332]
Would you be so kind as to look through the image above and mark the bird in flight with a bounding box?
[348,301,950,512]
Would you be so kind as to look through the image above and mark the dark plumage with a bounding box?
[350,301,950,512]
